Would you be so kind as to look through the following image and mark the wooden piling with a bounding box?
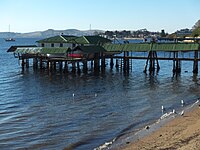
[83,60,88,73]
[110,56,114,69]
[64,61,68,73]
[72,61,76,73]
[193,50,198,74]
[94,53,100,73]
[25,59,29,68]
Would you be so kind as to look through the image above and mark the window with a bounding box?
[51,43,54,47]
[41,43,44,47]
[60,43,63,47]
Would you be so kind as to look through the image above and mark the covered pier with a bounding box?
[8,38,200,75]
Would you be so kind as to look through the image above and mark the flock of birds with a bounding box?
[161,99,185,116]
[72,92,193,117]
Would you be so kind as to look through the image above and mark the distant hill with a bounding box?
[0,29,104,38]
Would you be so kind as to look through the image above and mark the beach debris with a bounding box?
[145,125,150,130]
[160,112,173,119]
[181,100,185,106]
[94,141,113,150]
[126,141,130,144]
[180,110,184,116]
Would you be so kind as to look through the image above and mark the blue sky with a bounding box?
[0,0,199,33]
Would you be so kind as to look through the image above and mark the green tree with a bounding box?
[191,27,200,37]
[160,29,166,37]
[192,19,200,29]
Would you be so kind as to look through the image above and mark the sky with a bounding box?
[0,0,199,33]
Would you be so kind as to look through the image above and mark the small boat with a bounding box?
[5,25,15,42]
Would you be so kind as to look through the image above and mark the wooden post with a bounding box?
[47,60,50,69]
[101,53,106,72]
[77,61,81,73]
[33,57,38,69]
[126,52,129,72]
[94,53,99,73]
[144,52,150,73]
[72,61,76,73]
[115,59,119,68]
[110,56,114,69]
[154,51,160,71]
[83,60,88,73]
[173,52,181,74]
[59,61,63,71]
[123,52,127,72]
[53,61,56,70]
[172,52,176,73]
[193,50,198,74]
[64,61,68,73]
[40,57,43,69]
[26,59,29,68]
[22,57,25,69]
[149,51,155,72]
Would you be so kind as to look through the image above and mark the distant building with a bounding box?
[176,28,192,37]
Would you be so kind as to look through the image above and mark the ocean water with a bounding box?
[0,38,200,150]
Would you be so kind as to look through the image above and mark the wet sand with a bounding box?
[119,104,200,150]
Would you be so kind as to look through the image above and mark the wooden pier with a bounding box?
[7,36,200,75]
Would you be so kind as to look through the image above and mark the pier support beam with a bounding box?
[22,57,25,69]
[59,61,63,71]
[77,62,81,74]
[115,59,119,68]
[72,62,76,73]
[94,53,100,73]
[101,53,106,72]
[83,60,88,73]
[144,51,159,73]
[33,58,38,69]
[40,57,43,69]
[110,56,114,69]
[193,51,198,74]
[25,59,29,68]
[64,61,68,73]
[173,52,181,74]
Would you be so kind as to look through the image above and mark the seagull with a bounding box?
[181,100,185,106]
[95,93,97,97]
[172,109,176,114]
[180,110,184,116]
[161,105,165,111]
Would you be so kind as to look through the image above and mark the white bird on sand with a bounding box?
[180,110,184,116]
[172,109,176,114]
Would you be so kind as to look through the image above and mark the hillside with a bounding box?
[0,29,103,38]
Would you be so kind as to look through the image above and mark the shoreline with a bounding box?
[114,100,200,150]
[95,100,200,150]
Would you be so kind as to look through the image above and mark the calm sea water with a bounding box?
[0,38,200,150]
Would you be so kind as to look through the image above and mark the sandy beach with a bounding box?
[118,104,200,150]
